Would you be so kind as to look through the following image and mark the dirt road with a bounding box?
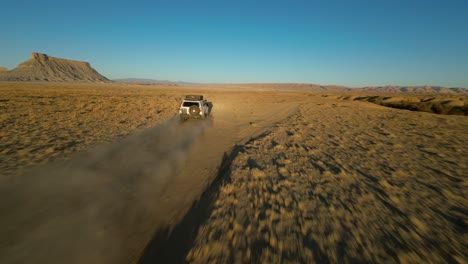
[0,84,302,264]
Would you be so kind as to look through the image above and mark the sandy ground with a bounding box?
[0,82,467,263]
[0,82,181,176]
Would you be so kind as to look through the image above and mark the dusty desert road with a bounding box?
[0,84,304,264]
[0,83,467,263]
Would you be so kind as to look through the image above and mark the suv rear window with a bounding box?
[183,101,200,107]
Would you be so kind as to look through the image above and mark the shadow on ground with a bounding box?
[138,144,245,264]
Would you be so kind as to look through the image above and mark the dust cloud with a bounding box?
[0,116,212,264]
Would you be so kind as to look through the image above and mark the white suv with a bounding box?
[179,95,210,121]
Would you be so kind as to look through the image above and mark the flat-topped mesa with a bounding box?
[0,52,110,82]
[31,52,49,61]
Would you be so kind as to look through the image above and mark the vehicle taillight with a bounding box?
[199,107,202,112]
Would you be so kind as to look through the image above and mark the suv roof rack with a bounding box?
[184,95,203,100]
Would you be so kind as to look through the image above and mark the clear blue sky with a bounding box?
[1,0,467,87]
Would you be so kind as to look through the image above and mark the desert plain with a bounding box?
[0,82,467,263]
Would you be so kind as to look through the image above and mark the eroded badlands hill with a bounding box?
[0,53,109,82]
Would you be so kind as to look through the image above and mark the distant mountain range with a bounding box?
[0,53,109,82]
[358,85,468,94]
[113,78,197,86]
[113,80,467,94]
[204,83,468,94]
